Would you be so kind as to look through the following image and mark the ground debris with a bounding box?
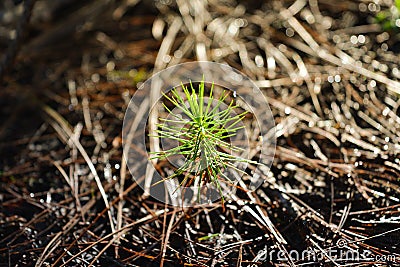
[0,0,399,266]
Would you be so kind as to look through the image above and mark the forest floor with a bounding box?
[0,0,400,266]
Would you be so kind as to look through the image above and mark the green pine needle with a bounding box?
[150,80,257,203]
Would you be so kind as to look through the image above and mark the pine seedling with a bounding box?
[150,80,257,204]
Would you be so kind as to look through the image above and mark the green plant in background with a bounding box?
[150,80,256,203]
[375,0,400,31]
[107,68,147,84]
[198,233,220,241]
